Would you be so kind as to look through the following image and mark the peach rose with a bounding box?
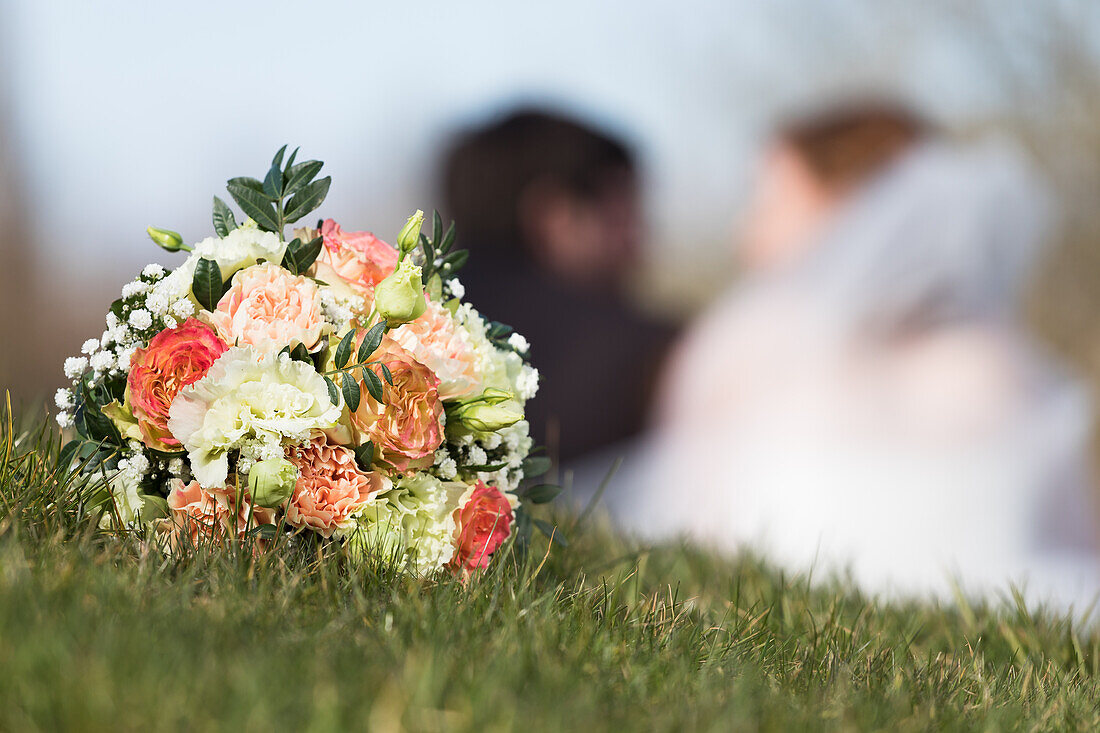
[210,262,326,353]
[285,438,388,537]
[390,298,480,400]
[160,479,275,551]
[126,319,227,450]
[348,335,444,473]
[448,481,516,571]
[317,219,398,298]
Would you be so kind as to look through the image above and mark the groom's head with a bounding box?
[442,108,640,290]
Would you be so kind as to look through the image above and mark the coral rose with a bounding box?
[391,298,480,400]
[210,262,326,353]
[317,219,398,299]
[348,335,444,473]
[285,438,389,537]
[125,319,227,451]
[160,479,275,551]
[448,481,516,571]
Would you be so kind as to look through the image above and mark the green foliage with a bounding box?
[5,409,1100,730]
[211,196,238,237]
[281,235,323,275]
[419,209,468,285]
[325,322,390,407]
[191,257,224,312]
[221,146,331,241]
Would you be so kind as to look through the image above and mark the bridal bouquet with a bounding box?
[55,147,554,574]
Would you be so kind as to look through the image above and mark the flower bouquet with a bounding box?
[56,146,556,574]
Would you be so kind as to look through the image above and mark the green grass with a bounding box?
[2,410,1100,731]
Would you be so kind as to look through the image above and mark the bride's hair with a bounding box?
[779,103,928,192]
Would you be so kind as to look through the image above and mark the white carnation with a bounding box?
[90,351,115,374]
[166,347,340,489]
[56,411,74,429]
[352,473,464,574]
[81,338,101,355]
[142,263,166,279]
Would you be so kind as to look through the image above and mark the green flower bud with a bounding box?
[456,403,523,433]
[374,259,427,327]
[248,457,298,508]
[146,226,187,252]
[396,209,425,254]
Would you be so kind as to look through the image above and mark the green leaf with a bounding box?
[378,362,394,386]
[192,258,224,312]
[465,462,508,472]
[440,220,456,253]
[334,329,357,369]
[282,177,331,223]
[281,237,304,274]
[212,196,238,237]
[295,236,323,272]
[226,179,280,231]
[362,368,384,403]
[283,146,299,172]
[140,495,171,522]
[323,375,340,406]
[426,273,442,301]
[289,343,311,363]
[533,518,568,546]
[523,483,561,504]
[271,144,288,170]
[57,439,83,478]
[341,371,360,412]
[353,441,374,472]
[357,321,386,363]
[226,176,271,197]
[441,249,469,272]
[284,160,324,197]
[432,210,443,248]
[249,523,278,541]
[521,455,552,478]
[262,160,283,199]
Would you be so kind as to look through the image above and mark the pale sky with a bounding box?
[1,0,1095,293]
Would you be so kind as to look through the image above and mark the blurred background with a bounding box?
[2,0,1100,455]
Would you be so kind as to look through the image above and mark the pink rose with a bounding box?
[160,479,274,551]
[210,262,326,353]
[127,319,227,450]
[317,219,398,299]
[448,481,515,571]
[348,335,444,473]
[390,298,480,400]
[285,438,388,537]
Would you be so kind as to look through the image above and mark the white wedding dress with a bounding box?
[583,139,1100,614]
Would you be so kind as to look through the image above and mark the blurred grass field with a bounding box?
[2,410,1100,731]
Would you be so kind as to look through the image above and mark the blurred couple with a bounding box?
[444,104,1100,610]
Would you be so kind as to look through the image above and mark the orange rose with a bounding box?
[317,219,398,298]
[448,481,515,571]
[126,319,227,450]
[348,335,444,473]
[210,262,326,353]
[285,438,388,537]
[160,479,274,551]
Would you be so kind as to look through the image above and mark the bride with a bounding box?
[593,107,1100,611]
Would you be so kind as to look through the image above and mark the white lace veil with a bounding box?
[791,137,1055,337]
